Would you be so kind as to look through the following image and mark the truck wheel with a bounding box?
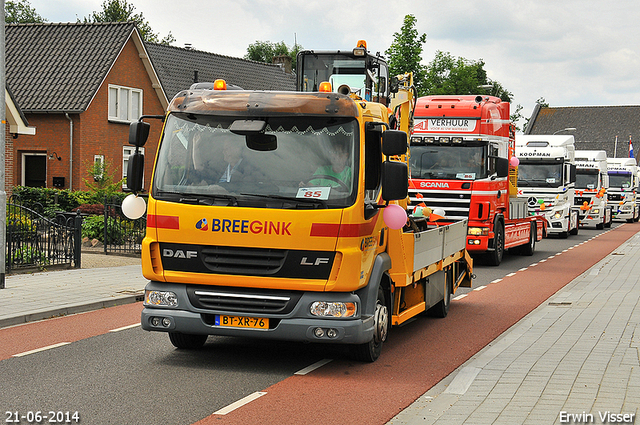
[168,332,208,349]
[484,219,504,266]
[352,286,389,362]
[427,269,452,318]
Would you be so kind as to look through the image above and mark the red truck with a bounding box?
[408,95,545,265]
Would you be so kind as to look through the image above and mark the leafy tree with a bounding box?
[422,51,512,102]
[245,40,301,70]
[81,0,174,44]
[83,157,124,204]
[385,14,427,95]
[5,0,46,23]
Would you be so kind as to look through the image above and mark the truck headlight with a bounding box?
[145,290,178,307]
[592,208,600,214]
[310,301,357,317]
[553,211,563,219]
[468,227,489,236]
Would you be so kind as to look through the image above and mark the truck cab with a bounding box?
[127,54,473,362]
[515,135,579,238]
[606,157,639,222]
[574,150,611,229]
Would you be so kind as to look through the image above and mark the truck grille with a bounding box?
[187,285,301,314]
[200,246,286,275]
[575,196,591,206]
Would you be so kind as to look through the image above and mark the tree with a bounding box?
[81,0,174,44]
[422,51,512,102]
[5,0,46,23]
[385,14,427,95]
[245,40,301,70]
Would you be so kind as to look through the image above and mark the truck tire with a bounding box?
[484,218,504,266]
[427,268,452,318]
[168,332,208,349]
[352,286,389,362]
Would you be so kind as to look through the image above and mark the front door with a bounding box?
[23,154,46,187]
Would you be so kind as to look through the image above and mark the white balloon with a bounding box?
[122,194,147,220]
[432,208,446,217]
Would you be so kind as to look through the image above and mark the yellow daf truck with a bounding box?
[127,43,473,361]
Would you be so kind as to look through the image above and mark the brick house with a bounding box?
[525,103,640,161]
[5,22,167,192]
[5,23,296,195]
[4,87,36,193]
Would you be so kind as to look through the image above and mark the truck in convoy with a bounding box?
[574,150,612,229]
[606,157,639,222]
[515,135,579,238]
[125,42,473,362]
[408,95,544,266]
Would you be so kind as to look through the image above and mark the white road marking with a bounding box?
[453,294,467,301]
[109,323,141,332]
[214,392,267,415]
[13,342,70,357]
[295,358,333,375]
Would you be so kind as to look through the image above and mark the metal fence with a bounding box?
[5,196,81,273]
[103,195,147,256]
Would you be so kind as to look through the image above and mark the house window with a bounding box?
[109,85,143,122]
[93,155,105,181]
[123,146,144,190]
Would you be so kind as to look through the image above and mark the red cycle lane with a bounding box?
[194,223,639,425]
[0,302,143,360]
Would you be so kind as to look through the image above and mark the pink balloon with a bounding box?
[510,156,520,167]
[383,204,407,229]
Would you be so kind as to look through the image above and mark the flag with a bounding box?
[630,136,634,159]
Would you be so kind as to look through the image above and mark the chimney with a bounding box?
[272,55,292,74]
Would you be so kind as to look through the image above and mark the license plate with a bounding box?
[215,315,269,329]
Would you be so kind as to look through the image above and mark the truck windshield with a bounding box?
[575,169,599,189]
[153,114,358,209]
[517,162,564,187]
[608,172,632,188]
[409,145,487,180]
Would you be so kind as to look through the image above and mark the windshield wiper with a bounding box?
[179,193,238,206]
[241,193,327,208]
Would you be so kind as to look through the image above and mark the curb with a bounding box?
[0,293,144,329]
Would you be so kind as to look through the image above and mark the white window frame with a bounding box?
[94,155,105,181]
[109,84,143,123]
[123,146,144,190]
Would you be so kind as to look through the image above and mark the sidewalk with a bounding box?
[389,231,640,424]
[0,258,147,329]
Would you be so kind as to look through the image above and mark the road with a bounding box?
[0,222,634,425]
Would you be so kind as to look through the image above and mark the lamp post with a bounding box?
[553,127,576,135]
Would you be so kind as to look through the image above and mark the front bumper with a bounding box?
[140,281,374,345]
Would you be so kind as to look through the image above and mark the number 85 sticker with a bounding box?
[297,187,331,200]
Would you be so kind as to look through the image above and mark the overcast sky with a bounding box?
[25,0,640,129]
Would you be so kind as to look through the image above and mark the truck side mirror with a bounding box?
[496,157,509,178]
[127,151,145,193]
[382,130,408,156]
[381,161,408,201]
[129,121,150,147]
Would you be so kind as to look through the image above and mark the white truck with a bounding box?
[606,157,639,222]
[515,135,579,238]
[574,150,612,229]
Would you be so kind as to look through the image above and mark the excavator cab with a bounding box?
[296,40,390,104]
